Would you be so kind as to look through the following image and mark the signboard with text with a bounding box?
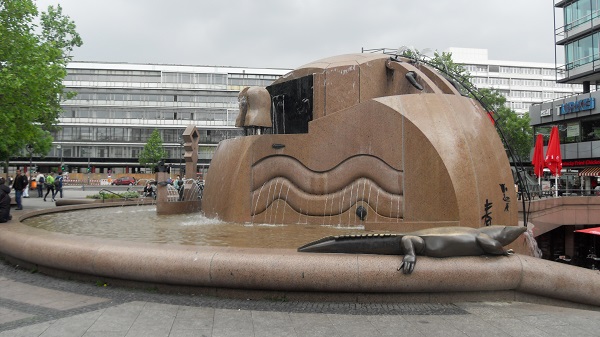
[560,97,595,115]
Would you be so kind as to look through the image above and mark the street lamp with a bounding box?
[56,144,63,172]
[25,144,34,174]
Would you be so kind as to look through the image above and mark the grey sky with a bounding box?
[36,0,559,69]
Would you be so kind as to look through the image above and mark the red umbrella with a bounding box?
[545,126,562,177]
[532,134,544,178]
[575,227,600,236]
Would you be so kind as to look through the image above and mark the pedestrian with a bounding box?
[54,172,64,198]
[23,172,30,198]
[0,177,12,222]
[11,169,28,210]
[175,175,184,201]
[43,173,55,202]
[143,182,154,198]
[36,172,45,198]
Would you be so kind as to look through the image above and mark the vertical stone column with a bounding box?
[182,125,200,180]
[155,172,169,204]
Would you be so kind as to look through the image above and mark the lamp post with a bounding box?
[25,144,34,174]
[56,144,63,172]
[87,148,91,186]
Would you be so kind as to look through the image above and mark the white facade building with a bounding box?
[14,62,289,175]
[447,47,582,116]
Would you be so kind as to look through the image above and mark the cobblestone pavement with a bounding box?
[1,187,599,336]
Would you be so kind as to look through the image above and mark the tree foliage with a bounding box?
[139,130,167,171]
[0,0,82,167]
[405,50,534,162]
[478,88,533,160]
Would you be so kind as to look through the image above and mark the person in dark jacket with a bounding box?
[0,177,12,222]
[11,169,28,210]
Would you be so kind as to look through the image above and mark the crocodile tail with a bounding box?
[297,236,338,251]
[297,233,401,253]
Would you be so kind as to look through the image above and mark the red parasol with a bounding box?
[575,227,600,236]
[544,126,562,177]
[532,134,544,178]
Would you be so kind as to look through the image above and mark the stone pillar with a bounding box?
[155,172,169,204]
[182,125,200,180]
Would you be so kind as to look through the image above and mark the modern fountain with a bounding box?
[0,53,599,308]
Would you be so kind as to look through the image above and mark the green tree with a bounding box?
[0,0,82,173]
[139,130,167,172]
[478,88,533,160]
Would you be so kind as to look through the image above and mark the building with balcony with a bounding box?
[12,62,289,176]
[529,1,600,187]
[525,1,600,266]
[554,0,600,91]
[447,47,582,116]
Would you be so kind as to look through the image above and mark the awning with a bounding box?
[574,227,600,236]
[578,167,600,176]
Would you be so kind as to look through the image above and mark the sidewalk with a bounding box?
[1,188,600,336]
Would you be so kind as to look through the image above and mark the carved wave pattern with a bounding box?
[250,155,403,220]
[252,155,403,195]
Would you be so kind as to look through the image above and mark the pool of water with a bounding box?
[23,206,380,248]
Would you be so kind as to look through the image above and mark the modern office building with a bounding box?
[529,0,600,184]
[447,47,583,116]
[526,0,600,263]
[12,62,289,175]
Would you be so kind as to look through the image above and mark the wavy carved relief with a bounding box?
[250,155,403,221]
[252,155,403,195]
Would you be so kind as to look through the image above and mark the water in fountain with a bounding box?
[22,205,382,248]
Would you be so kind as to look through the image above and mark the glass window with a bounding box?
[97,127,110,141]
[113,128,126,141]
[565,32,599,69]
[62,127,74,141]
[581,116,600,141]
[80,127,93,140]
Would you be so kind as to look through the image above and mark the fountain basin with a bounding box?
[1,204,599,308]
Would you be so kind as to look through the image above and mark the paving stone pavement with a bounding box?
[1,187,600,336]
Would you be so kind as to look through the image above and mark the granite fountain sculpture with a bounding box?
[0,53,598,308]
[202,53,518,236]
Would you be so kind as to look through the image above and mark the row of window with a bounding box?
[564,31,600,70]
[563,0,600,32]
[534,116,600,144]
[509,102,533,110]
[471,77,582,90]
[52,127,243,144]
[61,107,236,122]
[69,91,238,105]
[482,89,568,100]
[49,145,217,161]
[66,69,280,87]
[463,64,557,76]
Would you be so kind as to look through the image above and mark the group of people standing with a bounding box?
[0,171,64,218]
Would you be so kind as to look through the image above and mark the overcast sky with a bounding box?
[35,0,559,69]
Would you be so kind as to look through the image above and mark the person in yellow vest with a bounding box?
[43,173,56,202]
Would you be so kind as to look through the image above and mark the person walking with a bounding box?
[43,173,56,202]
[36,172,45,198]
[23,172,30,198]
[11,169,28,210]
[54,172,64,198]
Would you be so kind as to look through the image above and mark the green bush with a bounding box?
[86,191,140,199]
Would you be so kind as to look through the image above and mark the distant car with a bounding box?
[111,177,136,185]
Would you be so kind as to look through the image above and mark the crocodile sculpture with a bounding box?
[298,225,527,274]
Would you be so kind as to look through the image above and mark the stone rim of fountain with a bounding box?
[0,203,599,309]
